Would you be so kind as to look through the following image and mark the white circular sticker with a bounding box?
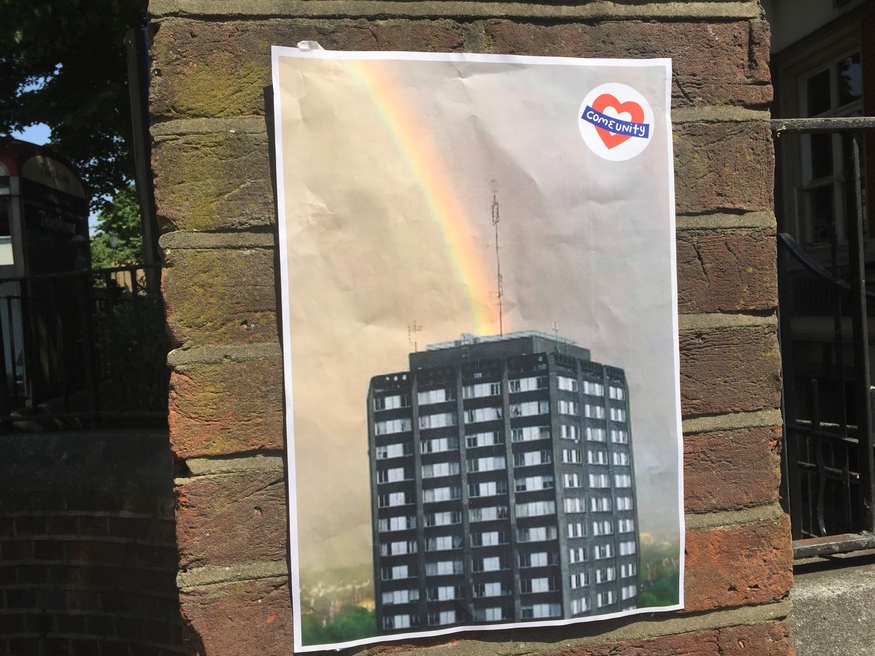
[579,83,655,161]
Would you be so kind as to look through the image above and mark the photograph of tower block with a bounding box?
[367,331,640,634]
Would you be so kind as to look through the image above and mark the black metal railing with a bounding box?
[0,264,168,433]
[773,117,875,558]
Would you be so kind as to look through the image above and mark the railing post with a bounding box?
[848,135,875,532]
[0,300,10,435]
[777,235,804,538]
[76,270,99,429]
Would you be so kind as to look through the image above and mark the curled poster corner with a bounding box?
[296,40,324,51]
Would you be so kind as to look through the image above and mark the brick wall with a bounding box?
[148,1,792,653]
[0,432,184,655]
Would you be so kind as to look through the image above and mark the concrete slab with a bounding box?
[791,550,875,655]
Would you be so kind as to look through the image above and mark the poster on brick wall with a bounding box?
[271,46,683,652]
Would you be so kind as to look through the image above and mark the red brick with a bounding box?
[150,19,467,120]
[171,622,184,646]
[98,565,139,589]
[677,229,778,314]
[176,470,287,569]
[101,640,128,656]
[130,641,174,656]
[162,248,277,346]
[5,589,36,608]
[44,515,78,536]
[14,516,46,536]
[0,565,15,585]
[56,613,88,634]
[534,630,721,656]
[86,613,116,636]
[0,517,13,537]
[322,630,728,656]
[65,540,125,564]
[100,591,140,615]
[71,639,102,656]
[355,620,793,656]
[168,358,284,458]
[139,569,179,595]
[44,565,81,586]
[8,638,41,653]
[29,491,64,512]
[679,325,781,417]
[105,516,143,540]
[685,426,782,513]
[61,491,103,513]
[142,618,181,645]
[27,616,62,641]
[77,516,109,537]
[115,616,145,640]
[0,494,29,514]
[0,539,34,561]
[674,120,774,214]
[132,517,176,545]
[123,542,178,569]
[150,19,770,121]
[180,579,293,655]
[0,613,26,635]
[16,565,46,585]
[152,131,274,232]
[718,620,796,656]
[485,20,771,109]
[685,513,793,612]
[64,589,103,613]
[106,516,175,544]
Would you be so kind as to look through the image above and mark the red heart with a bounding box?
[591,94,645,150]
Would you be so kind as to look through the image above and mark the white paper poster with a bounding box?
[271,47,683,652]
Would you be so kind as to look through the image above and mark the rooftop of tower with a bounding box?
[410,330,591,370]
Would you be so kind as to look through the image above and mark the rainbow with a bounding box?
[349,58,500,336]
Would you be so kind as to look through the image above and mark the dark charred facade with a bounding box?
[368,332,639,633]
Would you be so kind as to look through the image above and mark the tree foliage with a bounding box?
[301,606,377,646]
[639,569,680,607]
[90,183,142,267]
[0,0,146,210]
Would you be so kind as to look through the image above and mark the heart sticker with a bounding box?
[590,94,645,150]
[579,83,655,162]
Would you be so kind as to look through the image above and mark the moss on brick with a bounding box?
[161,53,267,119]
[168,359,284,459]
[152,131,274,231]
[163,247,277,347]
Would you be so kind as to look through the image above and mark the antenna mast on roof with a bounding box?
[409,320,422,352]
[492,189,504,337]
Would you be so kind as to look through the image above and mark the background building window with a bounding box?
[513,425,551,442]
[509,376,547,392]
[557,375,578,392]
[463,382,501,398]
[421,437,459,453]
[375,394,410,410]
[375,418,413,435]
[418,388,454,405]
[467,431,502,447]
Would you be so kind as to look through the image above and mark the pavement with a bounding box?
[791,550,875,655]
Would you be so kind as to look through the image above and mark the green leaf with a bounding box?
[0,0,147,209]
[90,183,143,267]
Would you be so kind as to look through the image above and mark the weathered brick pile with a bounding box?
[150,0,792,653]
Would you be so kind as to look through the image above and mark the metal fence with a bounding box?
[773,117,875,558]
[0,264,168,433]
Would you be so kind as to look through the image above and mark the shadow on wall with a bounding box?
[0,430,197,655]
